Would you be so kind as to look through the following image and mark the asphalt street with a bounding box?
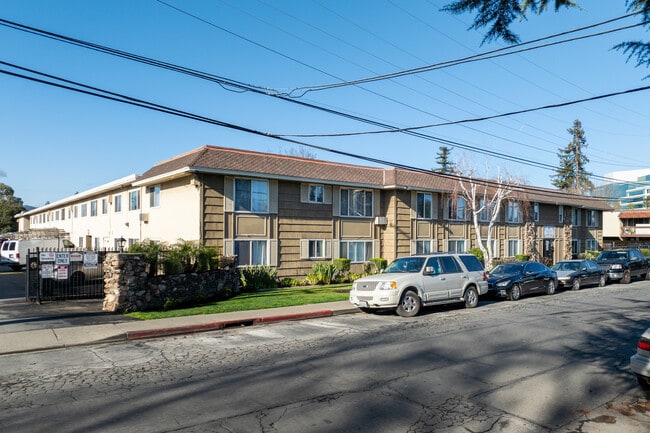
[1,281,649,433]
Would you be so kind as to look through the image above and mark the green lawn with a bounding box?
[127,284,352,320]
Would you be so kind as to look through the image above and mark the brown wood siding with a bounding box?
[201,174,224,249]
[394,190,412,259]
[276,181,335,279]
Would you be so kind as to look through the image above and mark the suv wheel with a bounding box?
[571,278,581,291]
[464,286,479,309]
[508,284,521,301]
[546,280,556,295]
[622,270,631,284]
[396,290,421,317]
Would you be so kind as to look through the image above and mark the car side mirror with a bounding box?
[424,266,436,275]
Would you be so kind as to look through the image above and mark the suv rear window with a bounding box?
[458,255,484,272]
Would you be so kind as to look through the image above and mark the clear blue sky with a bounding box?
[1,0,649,207]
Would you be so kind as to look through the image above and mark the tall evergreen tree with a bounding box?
[0,183,25,234]
[434,146,456,174]
[551,119,594,194]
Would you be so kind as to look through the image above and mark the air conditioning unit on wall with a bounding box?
[374,216,388,225]
[139,213,149,223]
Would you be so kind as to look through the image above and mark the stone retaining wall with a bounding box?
[103,253,239,313]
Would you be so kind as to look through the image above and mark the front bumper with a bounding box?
[349,290,401,309]
[606,271,624,281]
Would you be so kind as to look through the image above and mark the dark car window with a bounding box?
[491,262,525,275]
[458,255,484,272]
[526,262,545,273]
[425,257,443,274]
[440,256,462,273]
[586,261,597,271]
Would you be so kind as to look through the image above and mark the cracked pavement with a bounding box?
[1,283,649,432]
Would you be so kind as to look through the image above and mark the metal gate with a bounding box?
[26,249,110,302]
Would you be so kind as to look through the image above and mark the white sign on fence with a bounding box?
[83,251,98,269]
[41,263,54,278]
[55,252,70,266]
[39,252,56,262]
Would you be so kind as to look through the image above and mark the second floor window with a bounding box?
[586,210,597,227]
[559,205,564,224]
[416,192,433,219]
[90,200,97,217]
[533,203,540,222]
[114,194,122,213]
[308,184,324,203]
[340,189,373,217]
[129,190,140,211]
[447,196,466,220]
[80,203,88,217]
[506,202,520,223]
[149,185,161,207]
[572,209,581,226]
[235,179,269,213]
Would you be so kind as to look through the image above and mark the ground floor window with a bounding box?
[235,240,267,266]
[585,239,597,251]
[572,239,580,256]
[447,239,465,253]
[415,240,434,255]
[340,241,373,263]
[309,240,325,258]
[507,239,520,257]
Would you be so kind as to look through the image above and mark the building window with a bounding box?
[340,189,373,217]
[559,205,564,224]
[533,203,540,222]
[416,192,433,219]
[308,240,325,258]
[572,239,580,255]
[586,239,597,251]
[481,239,499,257]
[129,190,140,211]
[447,196,466,220]
[507,239,520,257]
[235,179,269,213]
[308,184,324,203]
[506,201,520,223]
[447,239,466,252]
[572,209,581,226]
[74,206,78,218]
[415,240,433,255]
[149,185,161,208]
[90,200,97,217]
[102,198,108,215]
[235,240,267,266]
[586,210,597,227]
[80,203,88,217]
[340,240,373,263]
[114,194,122,213]
[478,198,493,222]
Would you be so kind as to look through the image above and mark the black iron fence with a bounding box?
[26,248,113,302]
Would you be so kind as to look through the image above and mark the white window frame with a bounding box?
[149,185,161,208]
[533,202,540,222]
[101,198,108,215]
[340,240,373,263]
[308,239,325,258]
[235,239,268,266]
[308,184,325,204]
[340,189,373,218]
[586,239,597,251]
[80,203,88,217]
[446,239,466,253]
[446,196,466,221]
[129,190,140,211]
[586,210,597,227]
[506,201,520,223]
[90,200,97,217]
[114,194,122,213]
[235,179,269,213]
[416,192,433,219]
[414,239,434,255]
[507,239,520,257]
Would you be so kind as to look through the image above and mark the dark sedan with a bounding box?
[551,259,606,290]
[488,261,557,301]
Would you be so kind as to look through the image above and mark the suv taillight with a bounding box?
[483,272,487,281]
[639,339,650,351]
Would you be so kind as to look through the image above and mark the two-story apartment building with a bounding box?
[17,145,611,278]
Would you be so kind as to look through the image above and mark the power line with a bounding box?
[0,61,626,201]
[284,13,645,97]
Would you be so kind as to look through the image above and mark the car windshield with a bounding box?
[597,251,627,260]
[489,262,525,276]
[552,261,580,271]
[384,257,426,273]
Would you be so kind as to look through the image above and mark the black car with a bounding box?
[551,259,606,290]
[488,261,557,301]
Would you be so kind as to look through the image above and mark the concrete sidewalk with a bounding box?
[0,299,359,355]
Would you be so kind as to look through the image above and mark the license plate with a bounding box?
[357,301,369,308]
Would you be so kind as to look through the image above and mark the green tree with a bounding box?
[551,119,594,194]
[434,146,457,174]
[0,183,25,234]
[442,1,650,69]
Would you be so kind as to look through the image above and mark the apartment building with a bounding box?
[17,145,611,278]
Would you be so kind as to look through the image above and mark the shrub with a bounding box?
[468,248,484,263]
[640,248,650,257]
[348,272,363,282]
[280,277,301,287]
[370,257,387,273]
[515,254,530,262]
[239,265,278,292]
[196,244,221,272]
[306,262,336,285]
[163,297,179,311]
[128,239,164,276]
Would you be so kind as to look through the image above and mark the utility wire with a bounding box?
[285,13,645,96]
[0,62,626,201]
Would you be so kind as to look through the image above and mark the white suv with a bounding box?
[349,253,488,317]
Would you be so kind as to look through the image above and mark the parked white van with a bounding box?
[0,239,65,271]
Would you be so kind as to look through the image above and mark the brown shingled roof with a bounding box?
[138,145,611,210]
